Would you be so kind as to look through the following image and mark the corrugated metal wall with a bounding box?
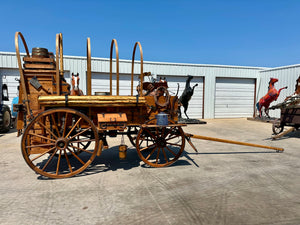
[1,51,265,119]
[258,65,300,118]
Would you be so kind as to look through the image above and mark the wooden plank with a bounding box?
[24,64,56,70]
[39,102,145,107]
[24,69,56,74]
[39,95,146,102]
[23,57,56,63]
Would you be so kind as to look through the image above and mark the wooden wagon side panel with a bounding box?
[281,106,300,125]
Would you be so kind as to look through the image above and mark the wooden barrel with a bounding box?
[32,47,49,58]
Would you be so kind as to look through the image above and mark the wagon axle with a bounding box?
[56,138,68,150]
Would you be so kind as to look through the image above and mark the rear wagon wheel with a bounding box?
[21,108,99,178]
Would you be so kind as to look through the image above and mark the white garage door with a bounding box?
[91,73,140,95]
[91,73,204,119]
[215,78,255,118]
[164,75,204,119]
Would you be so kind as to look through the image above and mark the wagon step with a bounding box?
[184,133,284,152]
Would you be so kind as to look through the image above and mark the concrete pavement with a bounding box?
[0,118,299,225]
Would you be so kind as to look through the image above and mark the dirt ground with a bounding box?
[0,118,299,225]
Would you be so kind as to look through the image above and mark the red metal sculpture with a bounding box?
[256,78,287,118]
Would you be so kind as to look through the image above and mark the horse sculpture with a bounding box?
[178,75,198,119]
[256,77,287,118]
[70,73,84,96]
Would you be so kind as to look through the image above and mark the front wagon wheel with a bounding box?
[21,108,98,178]
[136,122,185,167]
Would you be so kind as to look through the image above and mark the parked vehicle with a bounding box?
[0,81,11,133]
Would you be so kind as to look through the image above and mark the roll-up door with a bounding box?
[215,78,255,118]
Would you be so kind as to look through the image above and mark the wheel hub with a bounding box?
[56,138,68,150]
[156,137,166,148]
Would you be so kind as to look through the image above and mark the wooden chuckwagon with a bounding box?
[15,32,187,178]
[14,32,284,179]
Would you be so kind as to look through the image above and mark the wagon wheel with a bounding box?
[272,119,284,135]
[136,119,185,167]
[0,105,11,133]
[21,108,99,178]
[127,126,140,147]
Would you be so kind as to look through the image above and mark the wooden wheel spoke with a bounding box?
[166,145,177,156]
[65,117,82,139]
[31,146,56,161]
[165,142,182,147]
[162,147,169,162]
[41,148,58,171]
[162,127,166,136]
[163,126,176,138]
[144,128,157,140]
[69,138,95,144]
[69,127,91,140]
[140,143,156,152]
[37,120,58,139]
[67,147,85,165]
[79,142,87,147]
[145,146,158,160]
[28,132,56,142]
[56,150,62,175]
[26,142,55,149]
[70,144,93,154]
[62,112,69,137]
[50,114,61,138]
[155,147,161,164]
[63,149,73,173]
[165,134,181,142]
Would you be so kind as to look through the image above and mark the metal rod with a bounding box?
[185,133,284,152]
[15,32,31,115]
[87,37,91,95]
[55,33,63,96]
[110,39,119,96]
[131,42,143,96]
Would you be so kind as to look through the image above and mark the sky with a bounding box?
[1,0,300,68]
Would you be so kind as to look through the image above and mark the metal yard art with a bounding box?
[14,32,283,179]
[269,76,300,139]
[256,77,287,118]
[178,75,198,120]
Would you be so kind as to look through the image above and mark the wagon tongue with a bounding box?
[184,133,284,152]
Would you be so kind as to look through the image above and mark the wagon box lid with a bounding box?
[97,113,128,123]
[38,95,146,107]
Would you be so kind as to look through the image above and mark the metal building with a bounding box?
[258,64,300,118]
[1,51,295,119]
